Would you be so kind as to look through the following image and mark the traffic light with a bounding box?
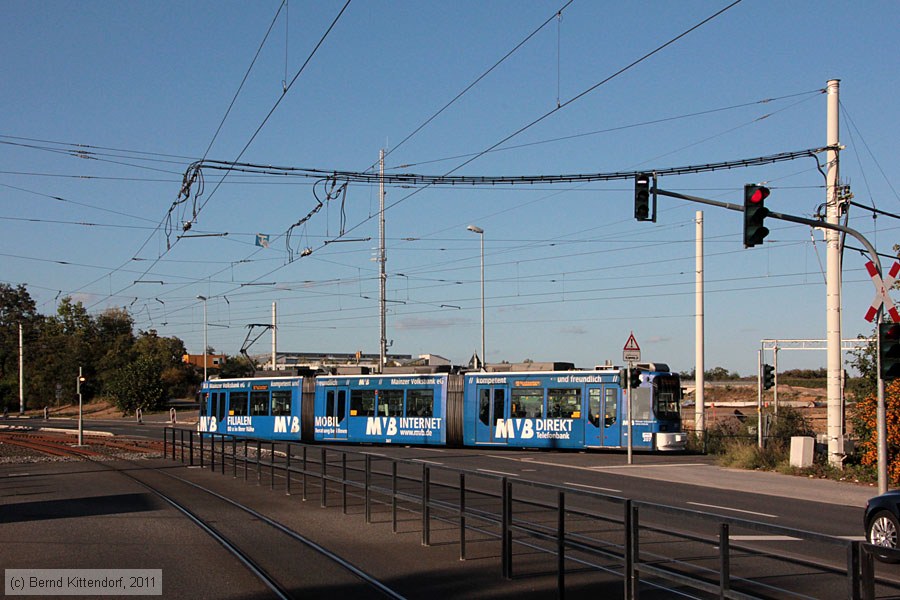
[762,364,775,390]
[634,173,651,221]
[630,368,642,389]
[879,322,900,381]
[743,184,770,247]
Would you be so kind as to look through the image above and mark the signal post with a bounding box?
[623,333,641,465]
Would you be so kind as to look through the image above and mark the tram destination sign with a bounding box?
[623,332,641,363]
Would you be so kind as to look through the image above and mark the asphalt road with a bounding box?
[3,414,896,598]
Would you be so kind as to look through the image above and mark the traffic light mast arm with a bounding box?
[653,187,881,273]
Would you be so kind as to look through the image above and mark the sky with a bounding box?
[2,1,899,376]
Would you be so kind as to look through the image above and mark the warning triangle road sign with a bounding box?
[623,333,640,352]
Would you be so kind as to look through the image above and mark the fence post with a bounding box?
[199,429,204,468]
[163,428,168,459]
[189,431,194,467]
[232,437,237,478]
[502,478,511,579]
[624,500,634,600]
[459,472,466,561]
[558,490,565,599]
[858,542,875,600]
[422,465,431,546]
[256,440,261,484]
[302,446,308,501]
[221,435,226,475]
[286,444,292,496]
[365,454,372,524]
[391,461,398,533]
[342,453,348,515]
[244,440,248,480]
[171,428,176,461]
[719,523,730,598]
[270,442,275,490]
[179,429,184,462]
[210,434,216,472]
[320,447,327,508]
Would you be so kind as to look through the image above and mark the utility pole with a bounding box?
[272,301,277,371]
[379,149,387,373]
[825,78,844,468]
[695,211,705,437]
[19,322,24,415]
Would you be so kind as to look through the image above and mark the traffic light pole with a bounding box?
[654,186,889,492]
[77,367,83,447]
[626,364,633,465]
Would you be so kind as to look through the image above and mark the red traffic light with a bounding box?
[749,186,770,204]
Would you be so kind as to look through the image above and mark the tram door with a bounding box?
[587,387,621,448]
[476,386,508,444]
[323,387,348,440]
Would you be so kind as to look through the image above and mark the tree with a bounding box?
[132,330,196,399]
[0,284,40,410]
[217,354,255,379]
[677,367,741,380]
[847,332,877,403]
[106,355,165,414]
[851,380,900,485]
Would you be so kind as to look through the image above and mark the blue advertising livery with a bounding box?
[313,374,449,445]
[463,367,682,450]
[198,363,685,451]
[198,376,306,440]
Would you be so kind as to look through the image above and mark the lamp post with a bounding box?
[197,295,208,382]
[76,367,85,446]
[467,225,485,371]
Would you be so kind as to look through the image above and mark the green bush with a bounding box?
[704,407,815,471]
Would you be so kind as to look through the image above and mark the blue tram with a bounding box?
[463,365,683,451]
[312,374,452,445]
[198,362,685,451]
[198,376,310,440]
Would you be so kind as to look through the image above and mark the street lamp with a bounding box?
[467,225,485,371]
[197,295,208,382]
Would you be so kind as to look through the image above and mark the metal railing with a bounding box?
[164,428,897,599]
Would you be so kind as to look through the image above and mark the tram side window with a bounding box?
[548,388,580,418]
[350,389,375,416]
[406,389,434,417]
[511,388,544,419]
[326,390,347,422]
[479,389,490,426]
[588,389,601,427]
[655,392,679,419]
[250,391,269,416]
[630,388,652,421]
[230,392,249,416]
[272,390,292,416]
[378,389,403,417]
[605,388,618,427]
[653,376,681,419]
[200,393,208,416]
[215,393,225,421]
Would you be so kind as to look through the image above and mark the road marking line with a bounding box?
[590,463,707,470]
[729,535,799,542]
[412,459,443,466]
[564,482,622,493]
[837,535,867,541]
[478,469,520,477]
[688,502,777,518]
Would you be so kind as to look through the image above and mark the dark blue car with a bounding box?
[865,490,900,561]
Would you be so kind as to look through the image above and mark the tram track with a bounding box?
[9,435,407,600]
